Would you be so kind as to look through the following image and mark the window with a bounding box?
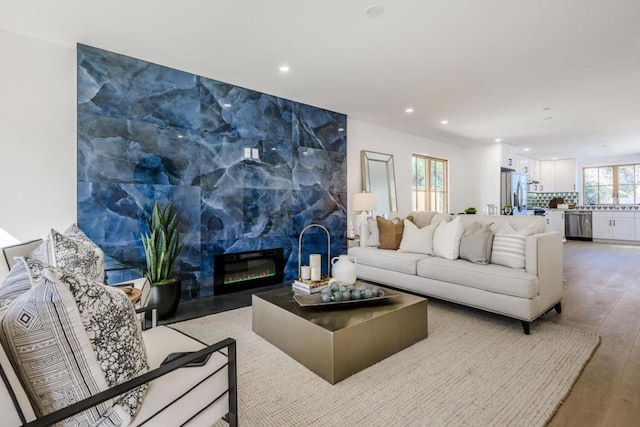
[583,164,640,205]
[412,155,448,212]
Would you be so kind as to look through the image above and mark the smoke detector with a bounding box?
[365,6,384,18]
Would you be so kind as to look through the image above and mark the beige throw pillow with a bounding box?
[459,222,494,264]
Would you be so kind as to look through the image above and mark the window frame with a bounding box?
[583,163,640,205]
[411,154,448,213]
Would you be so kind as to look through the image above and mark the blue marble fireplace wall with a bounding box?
[77,44,347,300]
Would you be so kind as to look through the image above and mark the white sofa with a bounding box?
[348,213,563,334]
[0,241,237,427]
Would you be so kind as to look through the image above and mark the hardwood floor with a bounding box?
[546,240,640,427]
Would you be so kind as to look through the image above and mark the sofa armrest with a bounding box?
[526,232,563,307]
[22,337,238,427]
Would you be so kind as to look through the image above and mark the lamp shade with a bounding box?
[352,192,377,212]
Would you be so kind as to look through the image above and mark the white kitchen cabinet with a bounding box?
[592,211,635,240]
[553,159,576,192]
[636,213,640,241]
[547,210,566,240]
[501,143,517,170]
[539,161,554,192]
[538,159,576,192]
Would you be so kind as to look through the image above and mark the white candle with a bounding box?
[311,266,321,281]
[301,266,311,280]
[309,254,321,268]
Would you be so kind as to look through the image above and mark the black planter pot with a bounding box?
[150,279,181,320]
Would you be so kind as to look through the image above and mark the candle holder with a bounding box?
[298,224,331,282]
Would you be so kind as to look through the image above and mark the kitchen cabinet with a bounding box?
[501,143,517,170]
[539,159,576,192]
[547,210,566,240]
[636,213,640,241]
[592,211,635,240]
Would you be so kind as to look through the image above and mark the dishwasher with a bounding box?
[564,210,593,241]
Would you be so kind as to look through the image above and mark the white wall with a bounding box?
[0,29,77,241]
[461,143,502,212]
[347,118,467,225]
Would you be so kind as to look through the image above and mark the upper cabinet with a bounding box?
[539,159,576,192]
[500,143,517,170]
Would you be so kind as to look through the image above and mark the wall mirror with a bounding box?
[361,150,398,216]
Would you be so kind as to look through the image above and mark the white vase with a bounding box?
[331,255,357,285]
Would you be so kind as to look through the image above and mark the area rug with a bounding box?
[170,302,600,427]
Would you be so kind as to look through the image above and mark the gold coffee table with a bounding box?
[252,284,428,384]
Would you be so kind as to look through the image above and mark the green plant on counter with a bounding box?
[141,202,183,286]
[464,207,477,214]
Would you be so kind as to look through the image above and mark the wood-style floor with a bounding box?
[546,240,640,427]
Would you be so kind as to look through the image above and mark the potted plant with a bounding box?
[141,202,184,320]
[503,204,513,215]
[464,207,477,215]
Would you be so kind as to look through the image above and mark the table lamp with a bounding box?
[352,192,377,236]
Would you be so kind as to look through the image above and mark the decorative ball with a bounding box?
[370,287,380,297]
[342,291,351,301]
[321,294,332,303]
[363,288,373,299]
[333,291,344,302]
[321,287,331,295]
[351,289,362,300]
[330,282,340,292]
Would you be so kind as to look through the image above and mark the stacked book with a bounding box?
[292,277,330,294]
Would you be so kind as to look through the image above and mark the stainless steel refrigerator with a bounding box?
[501,171,528,215]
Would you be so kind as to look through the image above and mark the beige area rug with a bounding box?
[170,302,600,427]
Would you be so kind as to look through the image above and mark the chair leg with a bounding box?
[521,321,531,335]
[554,302,562,314]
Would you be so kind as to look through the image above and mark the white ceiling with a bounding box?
[2,0,640,160]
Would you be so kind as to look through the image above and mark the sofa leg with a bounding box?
[554,302,562,314]
[521,321,531,335]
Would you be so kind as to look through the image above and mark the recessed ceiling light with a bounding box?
[552,157,558,160]
[279,65,290,73]
[405,108,414,113]
[543,107,552,111]
[365,6,384,18]
[544,116,554,120]
[440,120,448,125]
[222,103,231,108]
[602,144,608,148]
[524,148,530,152]
[494,138,502,142]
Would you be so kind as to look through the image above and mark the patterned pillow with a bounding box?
[0,259,32,313]
[0,263,148,425]
[30,226,105,283]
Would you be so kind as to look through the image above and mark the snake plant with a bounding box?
[141,202,183,285]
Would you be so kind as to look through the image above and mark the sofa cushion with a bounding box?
[398,219,438,255]
[30,227,105,283]
[433,216,464,260]
[416,256,539,299]
[459,222,494,264]
[349,246,427,275]
[377,216,413,250]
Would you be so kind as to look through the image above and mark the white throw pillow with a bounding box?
[366,217,380,247]
[491,222,537,269]
[398,219,438,255]
[433,216,464,260]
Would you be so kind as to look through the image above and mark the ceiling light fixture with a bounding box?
[494,138,502,142]
[405,108,414,113]
[279,65,290,73]
[543,107,552,111]
[544,116,554,120]
[440,120,448,125]
[524,148,530,152]
[365,6,384,18]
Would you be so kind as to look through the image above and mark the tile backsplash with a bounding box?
[528,192,579,208]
